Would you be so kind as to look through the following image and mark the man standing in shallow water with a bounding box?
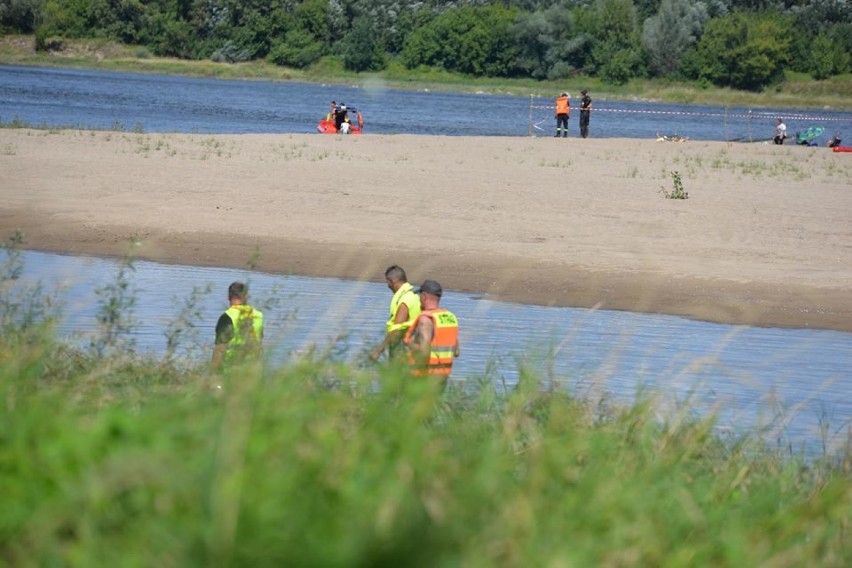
[370,265,422,361]
[403,280,460,383]
[211,281,264,371]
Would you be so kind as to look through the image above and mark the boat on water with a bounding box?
[318,104,364,135]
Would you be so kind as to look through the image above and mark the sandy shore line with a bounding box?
[1,129,851,332]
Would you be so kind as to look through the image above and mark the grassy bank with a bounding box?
[2,35,851,111]
[1,238,851,566]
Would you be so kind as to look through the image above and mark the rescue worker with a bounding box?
[326,100,337,122]
[403,280,460,383]
[370,265,422,361]
[555,92,570,138]
[579,89,592,139]
[335,103,349,132]
[211,281,264,371]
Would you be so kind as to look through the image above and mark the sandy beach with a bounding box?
[1,128,850,332]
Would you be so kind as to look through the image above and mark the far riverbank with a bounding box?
[1,34,851,111]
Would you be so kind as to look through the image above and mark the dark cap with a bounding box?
[417,279,443,297]
[581,89,587,95]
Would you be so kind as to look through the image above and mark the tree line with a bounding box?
[1,0,850,90]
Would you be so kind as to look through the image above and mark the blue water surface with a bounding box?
[2,64,851,141]
[16,250,852,457]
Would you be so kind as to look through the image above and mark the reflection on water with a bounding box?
[15,250,852,455]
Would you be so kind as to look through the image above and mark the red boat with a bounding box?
[318,105,364,135]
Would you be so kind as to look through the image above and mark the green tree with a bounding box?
[401,5,519,77]
[683,11,792,91]
[810,23,852,79]
[341,15,386,72]
[642,0,709,77]
[268,28,324,68]
[591,0,644,83]
[0,0,41,32]
[511,6,592,80]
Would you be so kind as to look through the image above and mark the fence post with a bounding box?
[529,94,533,137]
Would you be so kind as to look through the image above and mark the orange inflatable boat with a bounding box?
[318,106,364,135]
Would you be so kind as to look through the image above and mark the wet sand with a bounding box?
[1,128,850,331]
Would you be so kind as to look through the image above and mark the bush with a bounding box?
[210,41,252,64]
[268,29,324,69]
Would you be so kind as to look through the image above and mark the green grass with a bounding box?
[2,35,851,111]
[1,236,850,566]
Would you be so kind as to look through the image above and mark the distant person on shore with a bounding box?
[554,92,570,138]
[211,281,264,371]
[579,89,592,138]
[403,280,460,383]
[370,265,421,361]
[773,118,787,145]
[827,131,842,148]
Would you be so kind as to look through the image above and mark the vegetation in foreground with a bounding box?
[1,236,851,566]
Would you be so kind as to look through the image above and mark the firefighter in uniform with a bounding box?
[555,92,570,138]
[403,280,460,384]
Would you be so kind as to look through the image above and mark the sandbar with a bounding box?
[1,129,850,332]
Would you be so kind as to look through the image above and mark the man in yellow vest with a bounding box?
[555,92,570,138]
[403,279,460,381]
[370,265,422,361]
[211,281,264,371]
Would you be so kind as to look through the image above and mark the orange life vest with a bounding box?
[403,308,459,377]
[555,96,570,115]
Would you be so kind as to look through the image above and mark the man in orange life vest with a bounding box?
[554,92,570,138]
[403,279,460,382]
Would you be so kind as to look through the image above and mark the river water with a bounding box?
[14,251,852,457]
[3,64,851,455]
[2,64,851,141]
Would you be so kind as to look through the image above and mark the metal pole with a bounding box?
[529,94,533,137]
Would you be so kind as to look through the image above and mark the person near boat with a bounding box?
[827,131,842,148]
[403,280,460,383]
[318,103,364,134]
[370,265,422,362]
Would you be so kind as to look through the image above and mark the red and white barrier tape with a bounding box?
[529,105,850,122]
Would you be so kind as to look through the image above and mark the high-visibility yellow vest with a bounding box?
[403,308,459,377]
[386,282,421,334]
[224,304,263,363]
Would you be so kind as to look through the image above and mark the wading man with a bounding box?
[403,280,460,384]
[370,265,421,361]
[211,281,264,371]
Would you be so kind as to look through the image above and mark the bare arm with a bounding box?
[211,343,226,371]
[408,317,434,366]
[370,303,411,360]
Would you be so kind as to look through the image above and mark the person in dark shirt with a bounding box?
[579,89,592,139]
[212,281,264,371]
